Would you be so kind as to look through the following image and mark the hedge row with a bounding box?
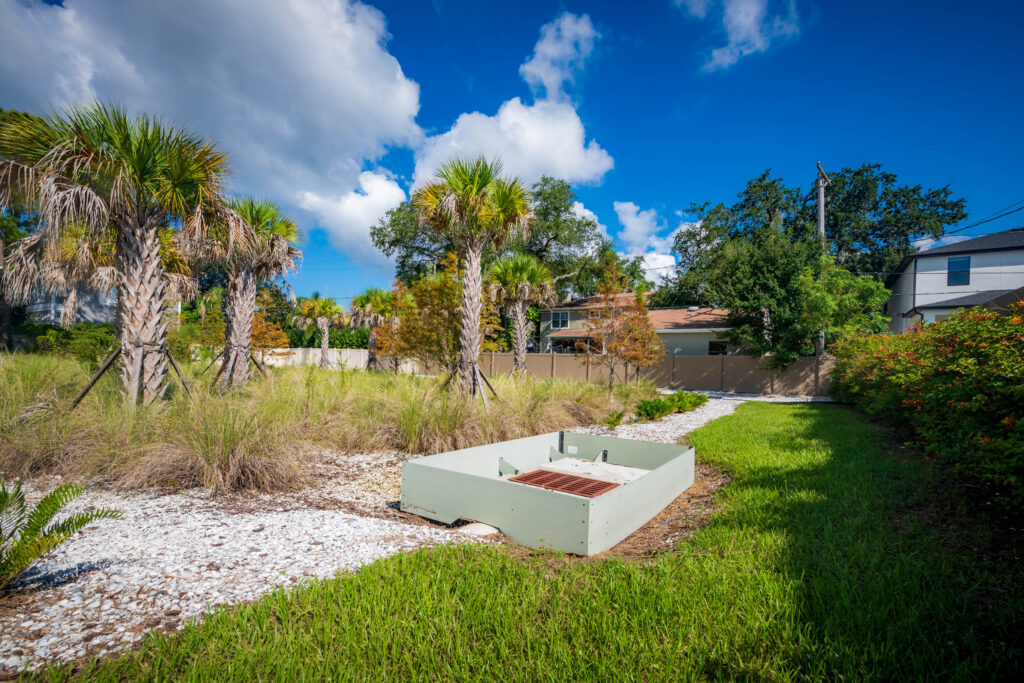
[830,304,1024,509]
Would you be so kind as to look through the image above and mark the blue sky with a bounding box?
[3,1,1023,301]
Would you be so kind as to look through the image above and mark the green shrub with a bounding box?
[600,410,626,430]
[34,323,117,367]
[0,480,122,593]
[668,391,708,412]
[831,304,1024,509]
[635,398,673,422]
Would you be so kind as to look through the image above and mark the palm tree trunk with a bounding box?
[222,267,256,386]
[118,216,168,406]
[367,327,378,370]
[318,318,330,368]
[457,242,484,393]
[510,299,528,375]
[0,294,11,351]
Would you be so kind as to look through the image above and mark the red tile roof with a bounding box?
[649,307,730,330]
[550,291,653,309]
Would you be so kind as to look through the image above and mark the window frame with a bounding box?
[550,311,570,329]
[947,256,971,287]
[708,341,728,356]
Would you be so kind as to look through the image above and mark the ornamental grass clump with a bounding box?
[0,354,650,492]
[831,303,1024,508]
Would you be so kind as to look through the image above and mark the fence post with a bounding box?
[489,351,494,376]
[719,354,725,392]
[585,354,590,381]
[814,354,821,395]
[550,352,555,379]
[671,353,676,388]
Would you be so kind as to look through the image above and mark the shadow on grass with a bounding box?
[694,402,1023,680]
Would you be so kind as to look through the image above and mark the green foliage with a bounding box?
[1,480,122,593]
[635,397,674,421]
[831,305,1024,508]
[814,163,967,277]
[634,391,708,422]
[667,390,708,412]
[656,172,891,368]
[65,404,1021,680]
[287,325,370,350]
[600,410,626,430]
[33,322,117,367]
[370,201,462,284]
[167,309,226,361]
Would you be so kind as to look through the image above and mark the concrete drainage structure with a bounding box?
[400,431,694,555]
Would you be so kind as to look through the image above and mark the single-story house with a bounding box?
[538,292,734,355]
[885,227,1024,333]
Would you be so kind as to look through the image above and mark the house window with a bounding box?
[708,341,727,356]
[947,256,970,286]
[551,311,569,329]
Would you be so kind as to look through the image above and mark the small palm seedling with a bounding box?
[1,480,122,594]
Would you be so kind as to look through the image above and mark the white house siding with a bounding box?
[914,250,1024,306]
[886,267,919,333]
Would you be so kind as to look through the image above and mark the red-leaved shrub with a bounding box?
[831,303,1024,509]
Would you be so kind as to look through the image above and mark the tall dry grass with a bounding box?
[0,353,655,492]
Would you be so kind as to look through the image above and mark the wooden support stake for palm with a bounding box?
[164,346,192,398]
[475,364,489,413]
[69,346,122,411]
[198,349,224,377]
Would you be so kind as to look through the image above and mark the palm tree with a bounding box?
[349,287,398,370]
[214,197,300,386]
[0,103,241,405]
[294,296,347,368]
[412,157,532,393]
[487,254,555,375]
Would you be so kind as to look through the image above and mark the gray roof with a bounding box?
[886,227,1024,286]
[915,227,1024,256]
[913,290,1013,311]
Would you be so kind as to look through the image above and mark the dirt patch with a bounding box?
[595,463,730,559]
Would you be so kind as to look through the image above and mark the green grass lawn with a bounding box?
[46,403,1021,681]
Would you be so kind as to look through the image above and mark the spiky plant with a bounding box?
[294,296,347,368]
[349,288,398,371]
[487,254,555,375]
[211,197,301,387]
[0,103,244,406]
[412,157,532,394]
[0,480,122,593]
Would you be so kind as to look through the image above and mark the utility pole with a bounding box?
[816,161,831,359]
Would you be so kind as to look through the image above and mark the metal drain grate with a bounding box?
[508,469,619,498]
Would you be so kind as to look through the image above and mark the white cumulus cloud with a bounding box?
[414,98,613,187]
[519,12,599,102]
[0,0,421,258]
[414,11,612,188]
[613,201,680,278]
[299,171,406,266]
[676,0,800,71]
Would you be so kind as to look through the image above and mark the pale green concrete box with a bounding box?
[400,432,695,555]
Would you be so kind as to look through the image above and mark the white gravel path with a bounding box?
[574,395,748,443]
[0,462,466,673]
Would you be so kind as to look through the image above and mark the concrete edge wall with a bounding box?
[586,446,695,554]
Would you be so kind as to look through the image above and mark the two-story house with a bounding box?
[885,227,1024,333]
[538,292,733,355]
[25,286,117,325]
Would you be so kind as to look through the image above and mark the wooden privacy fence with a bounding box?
[478,352,834,396]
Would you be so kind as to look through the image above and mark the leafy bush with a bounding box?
[287,325,370,350]
[668,391,708,413]
[831,304,1024,508]
[634,392,708,422]
[600,410,626,430]
[635,398,674,422]
[1,480,122,593]
[34,323,117,367]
